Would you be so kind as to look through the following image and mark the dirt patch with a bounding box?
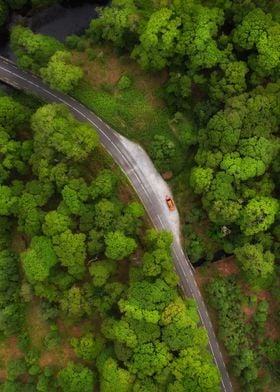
[0,369,5,381]
[194,267,211,287]
[214,256,239,277]
[72,43,167,108]
[11,230,28,253]
[0,336,23,380]
[117,182,134,205]
[117,258,130,284]
[57,319,82,339]
[26,301,50,349]
[39,343,76,368]
[240,284,279,340]
[195,256,239,286]
[242,304,255,321]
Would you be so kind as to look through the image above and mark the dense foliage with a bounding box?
[207,275,279,391]
[0,91,219,390]
[85,0,280,263]
[76,0,280,389]
[6,0,280,389]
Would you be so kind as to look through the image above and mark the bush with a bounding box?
[57,362,96,392]
[25,348,40,366]
[149,135,176,173]
[17,332,31,353]
[44,330,62,350]
[101,82,114,94]
[28,364,41,376]
[7,358,27,380]
[70,333,104,361]
[117,75,132,90]
[65,35,80,50]
[85,48,96,61]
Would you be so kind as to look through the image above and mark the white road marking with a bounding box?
[157,214,164,228]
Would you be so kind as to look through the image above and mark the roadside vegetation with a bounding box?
[198,260,279,392]
[2,0,280,390]
[0,88,220,390]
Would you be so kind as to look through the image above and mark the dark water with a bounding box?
[30,2,97,41]
[0,1,104,58]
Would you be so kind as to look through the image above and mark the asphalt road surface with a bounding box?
[0,57,233,392]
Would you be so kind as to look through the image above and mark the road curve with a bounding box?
[0,57,233,392]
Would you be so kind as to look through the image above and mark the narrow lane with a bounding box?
[0,57,233,392]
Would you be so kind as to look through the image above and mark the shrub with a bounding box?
[117,75,132,90]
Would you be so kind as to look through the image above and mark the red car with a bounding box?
[165,195,176,211]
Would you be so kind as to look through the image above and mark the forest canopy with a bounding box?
[0,90,220,391]
[2,0,280,390]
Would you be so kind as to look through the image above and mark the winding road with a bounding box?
[0,57,233,392]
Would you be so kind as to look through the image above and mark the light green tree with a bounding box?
[105,231,137,260]
[238,197,278,235]
[40,51,83,93]
[234,243,275,284]
[57,362,96,392]
[71,333,105,361]
[21,236,57,283]
[53,230,86,278]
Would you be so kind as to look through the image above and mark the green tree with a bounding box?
[105,231,137,260]
[0,96,26,130]
[70,333,104,361]
[40,51,83,93]
[0,185,17,216]
[128,340,172,377]
[102,318,138,349]
[117,202,144,236]
[87,0,139,49]
[145,229,173,250]
[142,248,177,286]
[126,318,160,346]
[174,2,224,70]
[53,230,86,278]
[11,26,64,71]
[60,286,89,320]
[42,211,71,237]
[190,167,213,194]
[61,179,89,215]
[89,259,117,287]
[232,9,271,51]
[132,7,180,70]
[234,243,275,285]
[209,61,248,102]
[6,358,27,381]
[21,236,57,283]
[232,8,280,77]
[150,135,176,172]
[87,229,104,256]
[90,169,119,199]
[31,104,99,162]
[100,357,135,392]
[17,192,44,237]
[24,180,54,207]
[119,279,176,324]
[94,199,121,232]
[170,347,220,391]
[0,250,20,306]
[57,362,96,392]
[238,197,278,235]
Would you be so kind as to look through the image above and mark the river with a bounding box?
[0,0,107,58]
